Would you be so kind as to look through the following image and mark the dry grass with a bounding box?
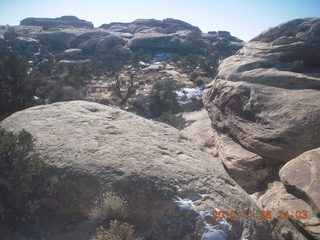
[89,191,128,221]
[90,220,143,240]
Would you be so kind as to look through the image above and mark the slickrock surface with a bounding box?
[1,101,273,240]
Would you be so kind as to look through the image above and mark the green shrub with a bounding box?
[160,112,186,130]
[0,128,45,229]
[149,79,180,117]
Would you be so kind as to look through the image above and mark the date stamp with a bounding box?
[210,210,308,220]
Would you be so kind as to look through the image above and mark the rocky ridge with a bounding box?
[1,16,243,55]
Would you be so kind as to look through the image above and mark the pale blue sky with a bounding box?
[0,0,319,41]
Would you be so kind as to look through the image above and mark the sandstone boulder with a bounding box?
[203,18,320,178]
[203,18,320,238]
[1,101,273,240]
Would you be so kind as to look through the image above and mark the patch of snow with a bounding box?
[172,189,231,240]
[201,223,228,240]
[27,68,32,75]
[17,36,38,43]
[64,48,82,54]
[173,184,182,193]
[176,85,206,104]
[59,59,90,64]
[142,64,163,72]
[139,61,149,67]
[199,210,231,240]
[174,197,197,212]
[59,60,73,64]
[200,194,209,199]
[186,194,204,201]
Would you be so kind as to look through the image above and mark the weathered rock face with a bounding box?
[280,148,320,218]
[251,18,320,67]
[203,18,320,186]
[1,101,273,240]
[20,16,94,29]
[203,18,320,239]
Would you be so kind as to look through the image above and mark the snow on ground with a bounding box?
[176,85,205,104]
[174,197,197,212]
[172,186,232,240]
[199,210,231,240]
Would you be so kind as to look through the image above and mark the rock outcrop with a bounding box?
[20,16,94,29]
[203,18,320,239]
[100,18,199,34]
[1,101,273,240]
[6,16,243,56]
[127,32,182,53]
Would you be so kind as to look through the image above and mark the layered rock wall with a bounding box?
[203,18,320,239]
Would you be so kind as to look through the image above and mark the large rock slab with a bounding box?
[1,101,273,240]
[181,109,214,153]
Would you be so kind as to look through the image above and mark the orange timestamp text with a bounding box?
[210,210,308,220]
